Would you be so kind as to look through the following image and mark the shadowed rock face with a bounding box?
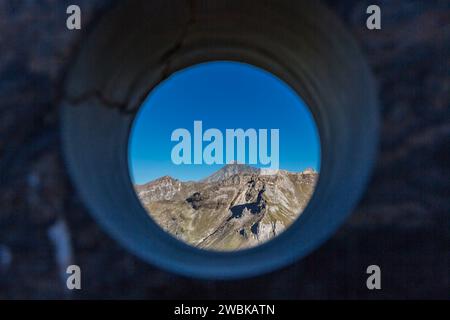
[135,164,318,251]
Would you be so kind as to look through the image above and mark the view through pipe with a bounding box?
[61,0,379,279]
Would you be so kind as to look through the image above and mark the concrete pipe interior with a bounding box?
[61,0,379,279]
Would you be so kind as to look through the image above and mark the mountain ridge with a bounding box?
[135,164,318,251]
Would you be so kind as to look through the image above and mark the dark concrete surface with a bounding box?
[0,0,448,299]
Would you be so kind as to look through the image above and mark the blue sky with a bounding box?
[129,61,320,184]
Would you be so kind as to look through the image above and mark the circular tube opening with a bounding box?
[128,61,321,252]
[61,0,378,279]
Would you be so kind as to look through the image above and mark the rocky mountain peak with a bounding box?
[201,162,260,183]
[135,175,182,203]
[302,167,317,174]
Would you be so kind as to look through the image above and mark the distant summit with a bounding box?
[201,163,259,183]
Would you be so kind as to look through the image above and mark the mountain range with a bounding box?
[135,164,318,251]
